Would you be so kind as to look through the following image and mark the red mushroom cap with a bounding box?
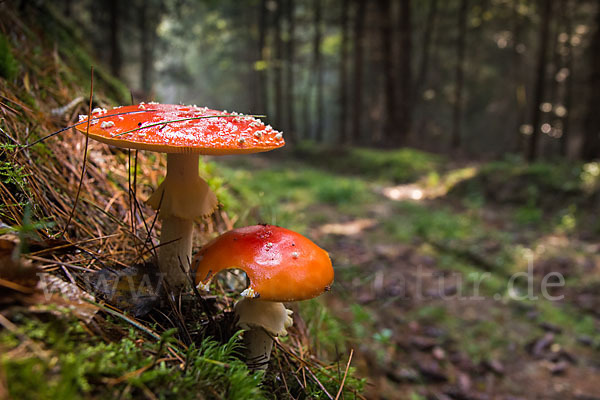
[192,225,334,302]
[75,103,284,154]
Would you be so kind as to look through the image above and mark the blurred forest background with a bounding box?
[2,0,600,399]
[64,0,599,160]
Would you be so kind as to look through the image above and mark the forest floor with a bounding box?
[216,148,600,400]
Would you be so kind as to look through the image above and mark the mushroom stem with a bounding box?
[158,215,193,287]
[234,298,293,370]
[242,328,275,368]
[150,153,217,288]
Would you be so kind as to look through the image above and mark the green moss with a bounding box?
[0,316,264,400]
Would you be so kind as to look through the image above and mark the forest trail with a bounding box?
[218,153,600,400]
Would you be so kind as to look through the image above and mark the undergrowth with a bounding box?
[0,316,264,400]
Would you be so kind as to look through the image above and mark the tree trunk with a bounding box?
[415,0,438,98]
[511,0,526,153]
[451,0,467,151]
[547,8,562,147]
[273,0,283,129]
[416,0,447,142]
[285,0,296,142]
[257,0,269,114]
[351,0,367,144]
[109,0,121,78]
[527,0,552,161]
[582,0,600,160]
[378,0,396,145]
[64,0,72,17]
[398,0,412,145]
[339,0,350,144]
[313,0,324,142]
[139,2,153,96]
[560,0,574,157]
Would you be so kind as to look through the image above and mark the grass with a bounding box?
[210,157,375,231]
[298,298,349,357]
[293,142,442,183]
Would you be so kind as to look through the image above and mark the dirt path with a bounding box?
[219,154,600,400]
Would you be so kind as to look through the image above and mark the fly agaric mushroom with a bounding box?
[75,104,284,288]
[192,224,334,368]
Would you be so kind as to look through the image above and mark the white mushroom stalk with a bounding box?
[147,153,217,288]
[234,297,293,369]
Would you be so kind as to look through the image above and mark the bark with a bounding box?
[451,0,467,150]
[527,0,552,161]
[351,0,367,144]
[339,0,350,144]
[582,0,600,160]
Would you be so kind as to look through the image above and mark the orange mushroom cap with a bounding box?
[192,225,334,302]
[75,103,285,154]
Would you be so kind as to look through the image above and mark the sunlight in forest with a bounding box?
[1,0,600,399]
[382,184,424,201]
[318,218,378,236]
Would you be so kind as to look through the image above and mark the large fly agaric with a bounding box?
[192,224,334,368]
[75,104,284,288]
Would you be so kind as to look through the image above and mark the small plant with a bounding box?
[0,144,29,192]
[0,33,19,80]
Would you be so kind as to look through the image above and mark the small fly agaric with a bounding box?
[192,224,334,368]
[75,104,284,288]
